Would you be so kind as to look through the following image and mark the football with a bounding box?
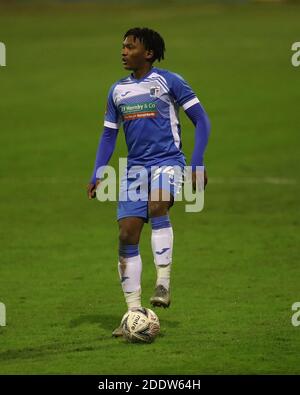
[121,307,160,343]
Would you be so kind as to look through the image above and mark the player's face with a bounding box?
[122,35,153,71]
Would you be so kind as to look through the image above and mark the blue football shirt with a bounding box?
[104,67,200,168]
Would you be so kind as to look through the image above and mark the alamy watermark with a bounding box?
[95,159,205,213]
[0,42,6,67]
[291,302,300,327]
[291,42,300,67]
[0,302,6,326]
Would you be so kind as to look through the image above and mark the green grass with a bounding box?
[0,1,300,374]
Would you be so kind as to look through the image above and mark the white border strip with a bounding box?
[182,97,200,111]
[104,120,119,129]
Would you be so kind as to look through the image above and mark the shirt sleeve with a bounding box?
[104,84,121,129]
[185,102,211,169]
[168,72,200,110]
[90,127,119,184]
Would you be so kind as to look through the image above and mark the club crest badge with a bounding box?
[150,86,160,97]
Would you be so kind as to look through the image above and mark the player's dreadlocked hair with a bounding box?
[124,27,166,63]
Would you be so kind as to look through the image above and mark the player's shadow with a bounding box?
[161,319,180,328]
[158,319,181,338]
[69,314,181,336]
[69,314,120,331]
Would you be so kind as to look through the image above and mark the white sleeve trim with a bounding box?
[182,97,200,111]
[104,120,119,129]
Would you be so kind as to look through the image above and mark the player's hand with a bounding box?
[192,169,208,191]
[87,180,101,199]
[87,183,96,199]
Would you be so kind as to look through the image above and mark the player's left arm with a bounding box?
[184,102,211,190]
[168,71,211,191]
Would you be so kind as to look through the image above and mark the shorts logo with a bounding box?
[121,102,157,121]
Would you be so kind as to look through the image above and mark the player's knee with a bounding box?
[119,228,138,245]
[148,201,168,218]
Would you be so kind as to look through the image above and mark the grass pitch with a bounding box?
[0,1,300,374]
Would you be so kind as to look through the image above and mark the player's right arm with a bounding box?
[87,84,120,199]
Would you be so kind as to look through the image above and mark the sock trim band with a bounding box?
[150,215,171,230]
[119,244,139,258]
